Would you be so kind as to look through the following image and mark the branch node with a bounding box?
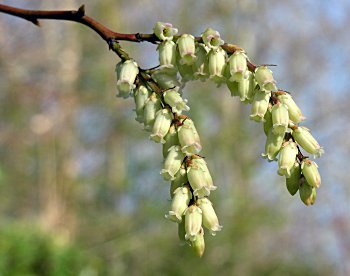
[77,5,85,17]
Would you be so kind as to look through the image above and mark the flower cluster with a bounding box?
[114,22,324,256]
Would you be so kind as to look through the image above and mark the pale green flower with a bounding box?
[178,118,202,156]
[277,140,298,177]
[292,126,324,158]
[271,102,289,135]
[133,85,150,123]
[150,108,173,144]
[228,50,248,82]
[177,34,196,65]
[184,205,203,241]
[201,28,224,50]
[254,66,277,91]
[190,227,205,257]
[143,92,162,131]
[197,198,222,235]
[250,90,271,122]
[261,127,285,161]
[165,185,192,223]
[301,159,321,188]
[153,22,178,41]
[115,60,139,98]
[286,161,301,196]
[278,93,305,124]
[161,145,185,181]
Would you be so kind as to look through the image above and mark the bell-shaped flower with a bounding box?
[201,28,224,50]
[133,85,150,123]
[301,159,321,188]
[163,87,190,114]
[162,124,179,158]
[193,43,209,81]
[250,90,271,122]
[238,71,256,103]
[153,22,178,41]
[158,40,177,72]
[152,69,180,89]
[228,50,248,82]
[299,178,316,206]
[165,185,192,223]
[187,157,216,198]
[271,102,289,135]
[191,227,205,257]
[277,140,298,177]
[170,165,188,198]
[261,128,285,161]
[143,92,162,131]
[161,145,186,181]
[208,48,227,84]
[197,198,222,236]
[278,93,305,124]
[254,66,277,92]
[286,161,301,196]
[150,108,173,144]
[115,60,139,98]
[184,205,203,241]
[177,34,196,65]
[292,126,324,158]
[178,118,202,156]
[263,104,273,136]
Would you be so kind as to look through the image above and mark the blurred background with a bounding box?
[0,0,349,275]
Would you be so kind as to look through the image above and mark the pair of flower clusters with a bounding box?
[114,22,323,256]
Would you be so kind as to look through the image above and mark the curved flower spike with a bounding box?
[153,22,178,41]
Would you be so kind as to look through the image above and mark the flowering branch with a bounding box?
[1,4,324,257]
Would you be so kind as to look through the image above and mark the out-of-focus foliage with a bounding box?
[0,0,349,275]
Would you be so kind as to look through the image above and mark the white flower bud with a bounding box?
[201,28,224,50]
[278,93,305,124]
[150,108,173,144]
[261,128,285,161]
[115,60,139,98]
[165,185,192,223]
[271,102,289,135]
[143,93,162,131]
[191,227,205,257]
[208,48,227,84]
[277,140,298,177]
[163,87,190,114]
[161,145,185,181]
[292,126,324,158]
[286,161,301,196]
[197,198,222,235]
[153,22,178,41]
[250,90,271,122]
[299,178,316,206]
[301,159,321,188]
[254,66,277,92]
[178,118,202,156]
[158,41,177,71]
[193,43,209,81]
[228,50,248,82]
[162,124,179,158]
[177,34,196,65]
[133,85,150,123]
[184,205,202,241]
[152,69,180,89]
